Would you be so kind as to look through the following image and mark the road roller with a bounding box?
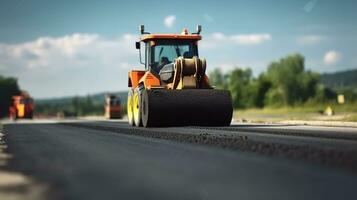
[9,92,34,120]
[127,25,233,127]
[104,94,122,119]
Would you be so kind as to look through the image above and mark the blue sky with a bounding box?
[0,0,356,98]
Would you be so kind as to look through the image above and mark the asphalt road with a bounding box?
[2,120,357,200]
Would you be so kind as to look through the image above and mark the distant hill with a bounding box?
[320,69,357,91]
[36,91,128,105]
[34,68,357,116]
[35,91,128,116]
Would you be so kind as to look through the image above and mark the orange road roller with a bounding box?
[127,25,233,127]
[9,92,34,119]
[104,94,122,119]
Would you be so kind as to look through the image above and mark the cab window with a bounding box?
[150,40,198,74]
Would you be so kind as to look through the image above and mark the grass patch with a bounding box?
[234,103,357,122]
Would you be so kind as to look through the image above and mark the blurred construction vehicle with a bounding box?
[9,92,34,119]
[104,94,122,119]
[127,25,233,127]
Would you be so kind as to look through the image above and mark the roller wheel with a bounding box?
[141,89,233,127]
[141,89,151,127]
[133,88,143,127]
[27,111,33,119]
[127,89,135,126]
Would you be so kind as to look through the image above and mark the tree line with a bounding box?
[1,53,356,118]
[209,54,349,109]
[35,96,104,117]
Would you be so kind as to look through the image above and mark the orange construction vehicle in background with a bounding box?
[104,94,122,119]
[9,92,34,119]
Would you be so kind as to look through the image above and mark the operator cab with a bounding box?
[149,40,198,75]
[136,26,202,81]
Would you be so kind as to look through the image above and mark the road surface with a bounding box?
[1,120,357,200]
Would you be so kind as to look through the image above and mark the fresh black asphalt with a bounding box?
[2,122,357,200]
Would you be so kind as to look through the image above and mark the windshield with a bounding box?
[110,99,120,106]
[20,98,32,105]
[150,41,198,74]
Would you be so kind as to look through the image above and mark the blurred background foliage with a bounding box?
[1,53,357,118]
[34,92,127,117]
[209,54,356,109]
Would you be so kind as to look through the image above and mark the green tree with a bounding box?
[265,54,319,106]
[210,53,339,109]
[311,84,336,103]
[227,68,253,108]
[209,68,228,89]
[210,68,272,108]
[71,96,80,116]
[0,75,21,118]
[250,74,271,108]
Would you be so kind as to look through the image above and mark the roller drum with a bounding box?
[141,89,233,127]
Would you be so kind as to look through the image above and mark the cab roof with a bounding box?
[140,34,201,42]
[12,91,31,99]
[12,95,31,100]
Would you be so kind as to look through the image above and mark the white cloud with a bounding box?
[211,32,225,40]
[303,0,318,13]
[229,34,271,45]
[323,50,341,65]
[164,15,176,28]
[201,32,272,49]
[1,33,138,69]
[297,35,324,45]
[0,33,139,98]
